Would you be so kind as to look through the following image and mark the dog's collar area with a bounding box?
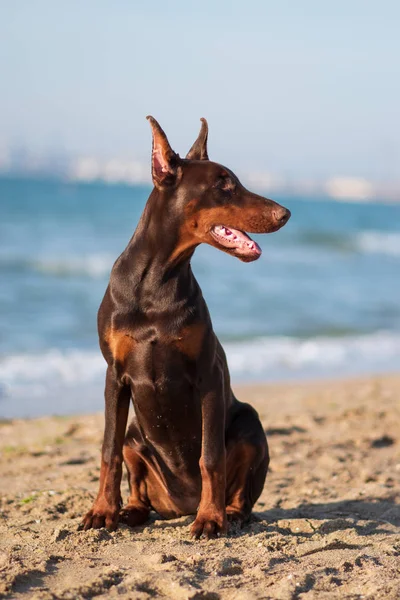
[210,224,262,259]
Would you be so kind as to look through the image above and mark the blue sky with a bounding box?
[1,1,399,179]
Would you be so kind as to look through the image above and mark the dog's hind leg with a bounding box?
[225,401,269,526]
[120,419,151,527]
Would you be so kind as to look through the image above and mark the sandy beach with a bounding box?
[0,374,399,599]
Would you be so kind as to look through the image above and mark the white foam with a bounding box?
[224,331,400,378]
[0,252,115,278]
[355,231,400,257]
[0,350,105,410]
[32,254,114,277]
[1,331,399,410]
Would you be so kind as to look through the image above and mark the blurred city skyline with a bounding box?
[1,144,399,203]
[1,1,400,183]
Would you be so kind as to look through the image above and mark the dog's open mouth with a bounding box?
[210,225,262,260]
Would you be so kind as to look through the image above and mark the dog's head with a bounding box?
[147,116,290,262]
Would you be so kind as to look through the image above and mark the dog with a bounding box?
[80,117,290,539]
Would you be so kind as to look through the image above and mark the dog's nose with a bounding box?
[272,206,291,226]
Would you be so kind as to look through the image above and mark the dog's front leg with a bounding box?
[80,367,130,531]
[191,388,227,539]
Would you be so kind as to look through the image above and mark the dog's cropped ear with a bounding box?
[147,116,181,188]
[186,118,209,161]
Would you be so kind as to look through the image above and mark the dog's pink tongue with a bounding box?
[214,225,261,256]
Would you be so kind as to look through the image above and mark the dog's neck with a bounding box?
[111,189,200,308]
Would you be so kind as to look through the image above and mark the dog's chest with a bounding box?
[127,336,204,454]
[106,321,207,377]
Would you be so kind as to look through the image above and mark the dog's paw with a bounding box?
[119,505,149,528]
[78,501,119,532]
[190,513,227,540]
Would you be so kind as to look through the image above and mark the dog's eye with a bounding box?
[214,177,234,193]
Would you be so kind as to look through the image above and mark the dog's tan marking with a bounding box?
[194,205,271,236]
[175,323,206,359]
[105,327,136,363]
[167,199,200,264]
[170,200,276,265]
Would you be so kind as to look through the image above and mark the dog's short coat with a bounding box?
[80,117,290,538]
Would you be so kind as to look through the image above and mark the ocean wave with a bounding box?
[224,331,400,377]
[354,231,400,257]
[1,231,399,280]
[0,254,114,278]
[1,331,399,402]
[298,230,400,258]
[0,349,103,384]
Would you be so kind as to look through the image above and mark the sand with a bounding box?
[0,374,399,599]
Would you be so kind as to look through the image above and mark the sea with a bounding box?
[1,176,399,418]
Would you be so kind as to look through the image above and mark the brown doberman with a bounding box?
[80,117,291,539]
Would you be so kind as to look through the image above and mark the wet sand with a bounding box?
[0,374,399,599]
